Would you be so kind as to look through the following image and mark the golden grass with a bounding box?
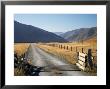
[37,38,97,65]
[37,44,77,64]
[14,43,30,76]
[14,68,24,76]
[14,43,30,56]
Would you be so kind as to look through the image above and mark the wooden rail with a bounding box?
[76,49,94,71]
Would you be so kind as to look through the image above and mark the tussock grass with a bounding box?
[14,68,24,76]
[37,44,77,64]
[14,43,30,56]
[37,38,97,66]
[14,43,30,76]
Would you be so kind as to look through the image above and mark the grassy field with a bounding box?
[14,38,97,74]
[14,43,30,56]
[37,38,97,66]
[14,43,30,76]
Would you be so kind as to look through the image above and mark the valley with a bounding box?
[14,42,97,76]
[14,21,97,76]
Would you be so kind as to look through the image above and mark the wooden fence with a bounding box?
[45,43,78,51]
[76,52,87,70]
[40,43,96,70]
[44,43,96,53]
[76,49,94,70]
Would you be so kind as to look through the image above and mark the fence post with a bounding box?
[76,47,77,52]
[87,49,93,69]
[82,48,84,53]
[71,46,72,51]
[67,46,68,50]
[77,52,79,63]
[61,45,62,49]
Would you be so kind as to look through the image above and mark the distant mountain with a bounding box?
[14,21,68,43]
[60,27,97,42]
[54,32,64,36]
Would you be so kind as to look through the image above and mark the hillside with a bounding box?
[60,27,97,42]
[54,32,64,36]
[14,21,68,43]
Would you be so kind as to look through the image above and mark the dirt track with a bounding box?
[25,43,96,76]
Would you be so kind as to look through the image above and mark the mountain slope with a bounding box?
[60,27,97,42]
[14,21,68,43]
[54,32,64,36]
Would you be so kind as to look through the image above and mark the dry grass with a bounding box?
[14,68,24,76]
[14,43,33,65]
[37,38,97,65]
[37,44,77,64]
[14,43,30,56]
[14,43,30,76]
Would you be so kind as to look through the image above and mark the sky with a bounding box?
[14,14,97,32]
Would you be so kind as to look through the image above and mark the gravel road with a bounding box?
[25,43,96,76]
